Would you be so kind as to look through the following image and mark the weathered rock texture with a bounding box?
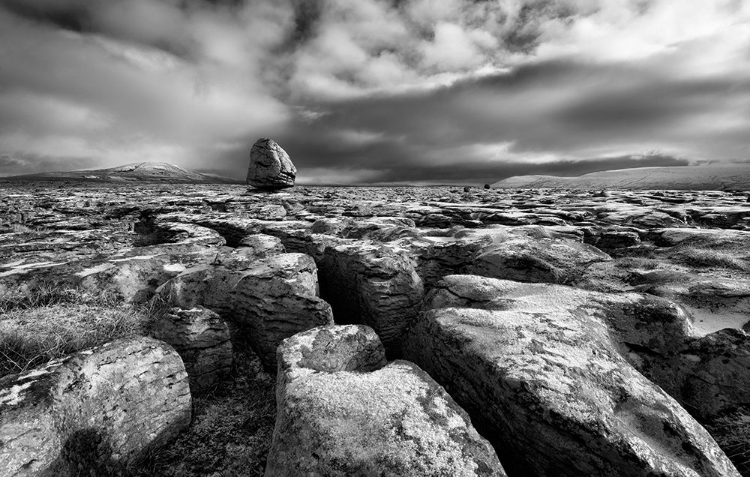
[405,275,740,477]
[157,253,334,368]
[0,337,191,476]
[3,183,750,476]
[237,233,285,256]
[466,233,611,284]
[247,138,296,189]
[266,325,506,476]
[149,306,232,394]
[318,243,424,356]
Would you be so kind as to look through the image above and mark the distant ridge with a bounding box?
[492,164,750,190]
[1,162,243,184]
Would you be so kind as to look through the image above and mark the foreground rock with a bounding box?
[157,253,334,369]
[2,184,750,476]
[247,138,296,189]
[405,275,740,477]
[0,337,191,476]
[266,325,505,477]
[149,307,232,394]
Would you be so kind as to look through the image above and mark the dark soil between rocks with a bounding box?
[134,345,276,477]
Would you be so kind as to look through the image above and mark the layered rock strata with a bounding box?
[0,337,191,476]
[157,253,334,368]
[317,243,424,356]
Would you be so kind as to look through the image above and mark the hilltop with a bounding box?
[1,162,242,184]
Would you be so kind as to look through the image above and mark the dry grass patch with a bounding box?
[705,408,750,476]
[614,256,661,270]
[671,247,749,272]
[0,286,152,377]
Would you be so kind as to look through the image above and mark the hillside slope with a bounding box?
[492,165,750,190]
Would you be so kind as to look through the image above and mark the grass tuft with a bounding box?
[0,282,120,313]
[671,247,749,272]
[705,408,750,476]
[0,286,152,377]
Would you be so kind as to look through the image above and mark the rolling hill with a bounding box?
[492,164,750,190]
[1,162,242,184]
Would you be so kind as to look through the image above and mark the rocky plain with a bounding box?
[1,179,750,476]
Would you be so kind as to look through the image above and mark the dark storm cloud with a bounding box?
[501,2,577,53]
[371,154,690,184]
[0,0,197,59]
[1,0,91,32]
[261,58,748,182]
[0,0,749,182]
[288,0,324,46]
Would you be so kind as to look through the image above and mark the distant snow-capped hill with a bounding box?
[2,162,243,184]
[492,165,750,190]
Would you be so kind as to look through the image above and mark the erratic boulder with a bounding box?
[247,138,296,189]
[0,337,191,476]
[266,325,506,477]
[405,275,740,477]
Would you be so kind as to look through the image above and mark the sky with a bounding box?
[0,0,749,184]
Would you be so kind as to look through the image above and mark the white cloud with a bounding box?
[333,129,385,146]
[421,22,497,71]
[536,0,750,67]
[296,167,383,185]
[1,0,749,181]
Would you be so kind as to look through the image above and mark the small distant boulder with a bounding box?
[247,138,296,189]
[484,183,490,189]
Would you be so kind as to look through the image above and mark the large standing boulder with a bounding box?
[0,337,191,476]
[405,275,740,477]
[266,325,506,477]
[247,138,296,189]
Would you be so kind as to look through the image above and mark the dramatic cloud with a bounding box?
[0,0,748,182]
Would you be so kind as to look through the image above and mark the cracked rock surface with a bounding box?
[406,276,739,477]
[267,325,506,477]
[1,183,749,476]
